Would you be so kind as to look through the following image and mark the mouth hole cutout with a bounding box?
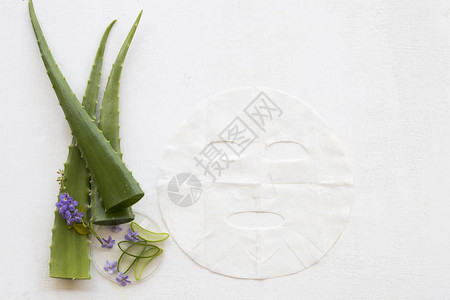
[227,211,286,229]
[264,141,308,161]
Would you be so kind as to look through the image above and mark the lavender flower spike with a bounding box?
[55,192,84,225]
[104,260,118,274]
[101,236,116,249]
[124,228,139,242]
[116,272,131,286]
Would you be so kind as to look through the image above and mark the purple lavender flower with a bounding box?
[56,193,84,226]
[124,228,140,242]
[59,193,72,202]
[101,236,115,249]
[55,201,66,210]
[67,200,78,211]
[104,260,118,274]
[58,206,67,216]
[70,209,84,223]
[110,225,123,233]
[63,210,72,220]
[116,272,131,286]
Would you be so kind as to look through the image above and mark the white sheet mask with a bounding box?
[157,88,353,279]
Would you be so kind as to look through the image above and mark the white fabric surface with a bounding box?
[1,0,450,299]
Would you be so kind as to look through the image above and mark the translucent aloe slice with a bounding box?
[118,252,139,274]
[131,222,170,242]
[117,242,146,274]
[118,241,160,258]
[134,248,163,281]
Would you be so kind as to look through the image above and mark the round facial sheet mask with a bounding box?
[157,88,353,279]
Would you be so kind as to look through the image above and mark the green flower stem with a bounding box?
[29,0,144,213]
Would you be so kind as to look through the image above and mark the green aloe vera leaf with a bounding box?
[91,13,142,224]
[118,243,147,274]
[118,241,160,258]
[48,19,116,280]
[49,132,92,279]
[134,248,163,281]
[131,222,170,242]
[29,0,144,212]
[80,19,116,223]
[79,19,134,224]
[49,211,91,279]
[49,118,91,279]
[82,20,116,119]
[90,179,134,225]
[99,10,142,154]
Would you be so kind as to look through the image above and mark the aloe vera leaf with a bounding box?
[49,211,91,279]
[134,248,163,280]
[29,0,144,212]
[131,221,170,242]
[48,19,116,280]
[49,126,92,279]
[82,20,116,119]
[118,241,160,258]
[99,10,142,155]
[79,19,133,223]
[91,13,142,224]
[90,179,135,225]
[80,19,116,222]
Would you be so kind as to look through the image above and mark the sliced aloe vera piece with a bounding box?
[117,251,140,274]
[118,241,160,258]
[134,248,163,281]
[131,222,170,242]
[117,241,147,274]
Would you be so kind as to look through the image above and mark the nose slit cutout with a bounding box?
[227,211,286,229]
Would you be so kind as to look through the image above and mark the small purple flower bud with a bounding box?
[124,228,140,242]
[104,260,118,274]
[101,236,115,249]
[116,272,131,286]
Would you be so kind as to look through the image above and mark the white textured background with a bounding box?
[1,0,449,299]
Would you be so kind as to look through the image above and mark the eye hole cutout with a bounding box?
[227,211,286,229]
[264,141,309,161]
